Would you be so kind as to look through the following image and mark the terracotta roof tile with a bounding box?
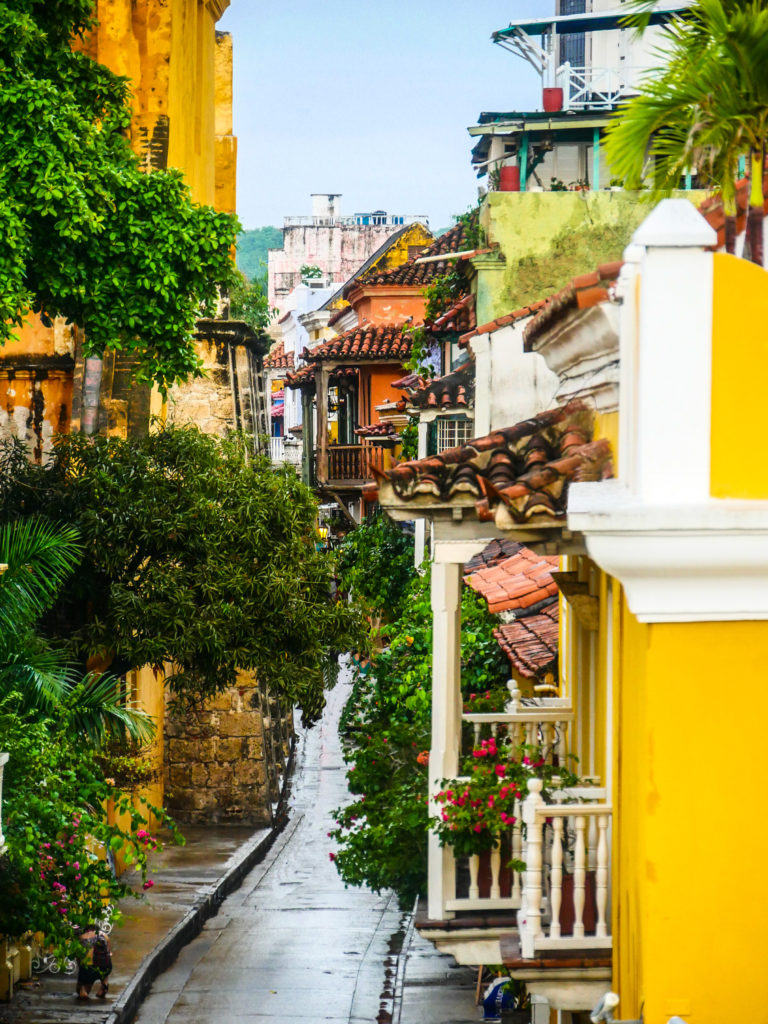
[357,215,482,288]
[464,539,523,574]
[459,300,548,347]
[395,363,474,410]
[466,547,558,614]
[370,400,613,531]
[430,292,476,335]
[265,339,294,371]
[355,421,399,439]
[308,323,413,364]
[494,603,559,679]
[523,264,623,350]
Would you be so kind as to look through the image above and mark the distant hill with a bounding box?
[236,227,284,283]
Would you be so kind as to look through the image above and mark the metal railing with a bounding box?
[283,214,429,228]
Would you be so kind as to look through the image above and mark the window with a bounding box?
[435,416,473,454]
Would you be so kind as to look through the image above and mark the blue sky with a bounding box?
[218,2,555,231]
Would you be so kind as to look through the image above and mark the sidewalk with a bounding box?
[396,921,482,1024]
[0,823,281,1024]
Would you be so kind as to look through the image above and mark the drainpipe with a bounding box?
[81,355,103,436]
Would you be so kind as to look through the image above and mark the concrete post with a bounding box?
[427,560,463,920]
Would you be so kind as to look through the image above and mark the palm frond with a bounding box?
[65,672,156,747]
[0,519,81,634]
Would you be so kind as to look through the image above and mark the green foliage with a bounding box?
[399,416,419,460]
[0,428,364,723]
[299,264,323,280]
[330,569,510,904]
[423,270,464,323]
[0,0,238,390]
[0,699,178,960]
[337,514,416,623]
[502,214,644,310]
[453,204,486,249]
[434,736,579,859]
[0,519,153,745]
[229,270,274,333]
[236,226,283,283]
[606,0,768,207]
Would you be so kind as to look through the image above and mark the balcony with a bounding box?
[556,62,638,111]
[269,435,302,469]
[283,213,429,228]
[422,695,613,970]
[320,444,386,487]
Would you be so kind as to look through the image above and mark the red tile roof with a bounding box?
[357,215,484,288]
[460,301,547,347]
[327,305,350,327]
[265,339,294,370]
[395,363,474,410]
[371,401,613,527]
[430,292,476,334]
[307,323,413,364]
[464,539,523,574]
[465,547,559,615]
[523,262,623,350]
[494,604,559,679]
[355,421,399,439]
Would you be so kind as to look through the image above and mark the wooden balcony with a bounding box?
[320,444,386,487]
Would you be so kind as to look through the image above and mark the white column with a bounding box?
[427,560,463,921]
[629,200,716,504]
[471,335,492,438]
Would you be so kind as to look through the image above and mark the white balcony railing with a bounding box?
[519,778,613,958]
[557,62,639,111]
[283,214,429,228]
[437,693,574,916]
[269,436,302,467]
[0,752,8,854]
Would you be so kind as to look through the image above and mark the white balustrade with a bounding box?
[519,778,612,958]
[556,62,640,111]
[269,436,302,467]
[0,752,8,854]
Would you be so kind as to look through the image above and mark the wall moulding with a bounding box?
[569,480,768,622]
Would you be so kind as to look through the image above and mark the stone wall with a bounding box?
[164,670,294,826]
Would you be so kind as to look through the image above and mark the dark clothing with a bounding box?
[76,929,112,992]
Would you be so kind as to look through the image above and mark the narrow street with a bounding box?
[133,673,407,1024]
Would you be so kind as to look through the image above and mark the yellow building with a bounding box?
[375,196,768,1024]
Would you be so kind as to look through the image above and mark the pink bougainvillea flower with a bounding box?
[328,852,336,862]
[494,764,506,778]
[473,823,483,832]
[143,879,155,890]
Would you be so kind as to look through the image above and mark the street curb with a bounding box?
[104,731,298,1024]
[391,897,417,1024]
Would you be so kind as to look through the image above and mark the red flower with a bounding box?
[143,879,154,891]
[328,852,336,862]
[494,764,506,778]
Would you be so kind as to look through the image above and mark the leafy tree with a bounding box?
[331,568,510,904]
[337,514,417,623]
[606,0,768,263]
[0,519,152,744]
[0,0,238,389]
[236,226,284,284]
[0,428,363,722]
[229,270,274,334]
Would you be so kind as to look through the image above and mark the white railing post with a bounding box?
[490,846,502,900]
[0,753,8,854]
[572,814,587,939]
[549,816,563,939]
[596,813,609,938]
[468,855,480,901]
[521,778,545,958]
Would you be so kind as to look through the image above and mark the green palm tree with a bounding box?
[0,519,154,746]
[605,0,768,265]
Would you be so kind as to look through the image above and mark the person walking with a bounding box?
[75,924,112,1001]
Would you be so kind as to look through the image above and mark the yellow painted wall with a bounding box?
[710,252,768,499]
[613,611,768,1023]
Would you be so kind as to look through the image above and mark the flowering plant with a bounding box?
[433,736,579,859]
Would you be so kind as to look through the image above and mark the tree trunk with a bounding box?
[724,193,738,255]
[747,149,765,268]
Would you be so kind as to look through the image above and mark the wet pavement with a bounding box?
[1,669,483,1024]
[134,678,409,1024]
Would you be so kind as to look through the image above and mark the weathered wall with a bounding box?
[164,670,293,826]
